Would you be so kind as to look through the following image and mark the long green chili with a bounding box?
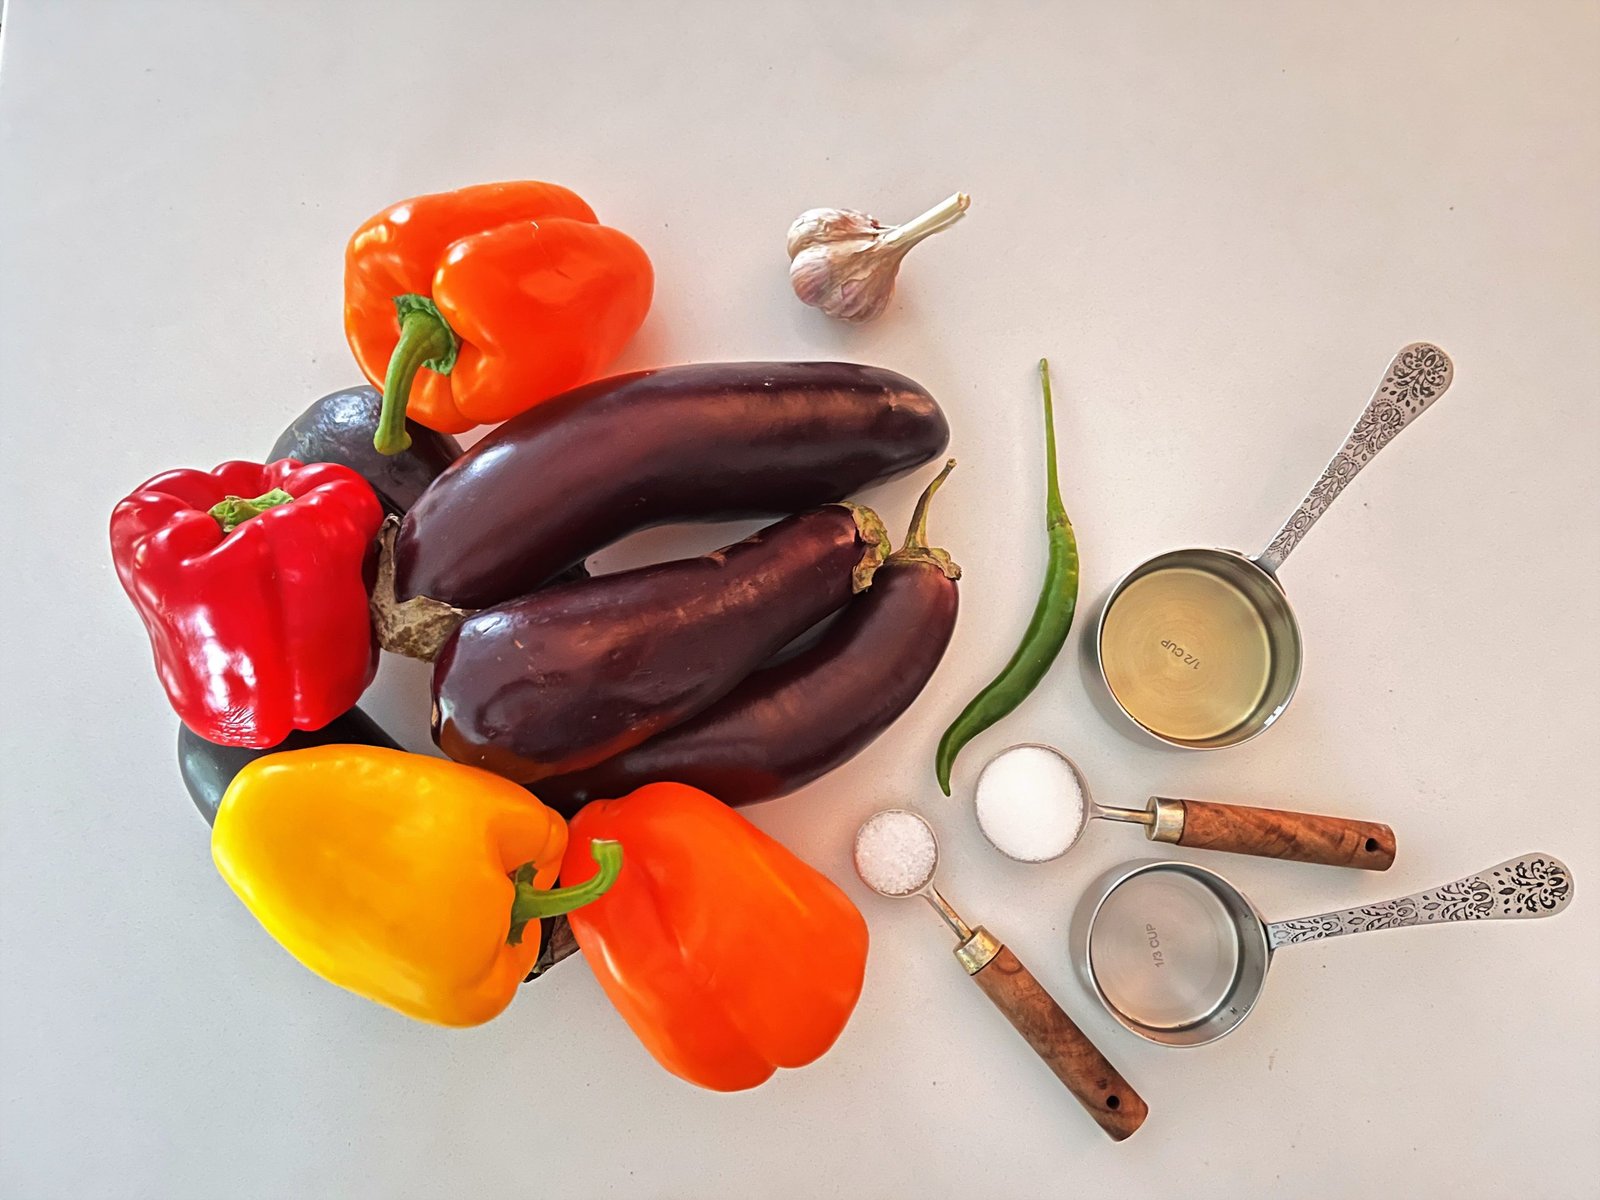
[935,358,1078,795]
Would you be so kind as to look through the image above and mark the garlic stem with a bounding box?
[880,192,970,251]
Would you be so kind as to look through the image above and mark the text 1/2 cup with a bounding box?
[1089,343,1454,749]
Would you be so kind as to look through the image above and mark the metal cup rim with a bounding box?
[1091,546,1305,750]
[1074,857,1273,1047]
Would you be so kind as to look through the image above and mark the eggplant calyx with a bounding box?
[839,502,892,592]
[892,544,961,579]
[368,517,474,661]
[890,459,961,579]
[522,914,580,983]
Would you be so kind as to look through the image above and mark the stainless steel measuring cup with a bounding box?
[1072,852,1572,1047]
[852,809,1148,1141]
[975,743,1396,869]
[1088,343,1456,749]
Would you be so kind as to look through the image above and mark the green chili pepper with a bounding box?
[935,358,1078,795]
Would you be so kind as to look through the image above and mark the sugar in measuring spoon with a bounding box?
[852,809,1147,1141]
[974,743,1397,869]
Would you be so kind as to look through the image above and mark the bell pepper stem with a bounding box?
[374,295,460,456]
[506,839,623,946]
[209,488,295,533]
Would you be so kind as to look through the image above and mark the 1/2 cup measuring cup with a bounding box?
[1087,343,1455,749]
[853,809,1147,1141]
[1071,852,1572,1046]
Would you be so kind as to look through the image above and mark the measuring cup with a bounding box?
[1089,342,1455,749]
[852,809,1147,1141]
[975,743,1396,869]
[1072,852,1572,1047]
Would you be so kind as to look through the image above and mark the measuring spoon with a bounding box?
[1088,343,1456,749]
[975,744,1396,870]
[852,809,1147,1141]
[1072,852,1572,1047]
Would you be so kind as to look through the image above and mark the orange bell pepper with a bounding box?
[559,783,868,1091]
[344,181,654,452]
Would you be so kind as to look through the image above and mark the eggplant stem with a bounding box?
[902,459,957,553]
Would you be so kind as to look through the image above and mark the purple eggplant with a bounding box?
[432,503,891,783]
[395,361,948,609]
[531,463,961,813]
[269,386,462,516]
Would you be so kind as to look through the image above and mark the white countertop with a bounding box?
[2,2,1596,1196]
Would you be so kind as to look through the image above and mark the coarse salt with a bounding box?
[854,809,938,896]
[974,744,1089,862]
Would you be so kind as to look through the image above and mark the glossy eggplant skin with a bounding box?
[270,386,463,516]
[395,362,947,608]
[177,706,400,826]
[432,505,886,784]
[532,557,958,814]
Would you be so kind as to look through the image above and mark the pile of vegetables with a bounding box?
[112,180,967,1092]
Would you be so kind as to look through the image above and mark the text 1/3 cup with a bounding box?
[1070,852,1571,1047]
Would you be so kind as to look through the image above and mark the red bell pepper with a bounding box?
[111,460,383,747]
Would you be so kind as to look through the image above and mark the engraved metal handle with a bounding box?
[1255,343,1455,575]
[1266,854,1572,950]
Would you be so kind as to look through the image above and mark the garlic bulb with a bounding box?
[786,192,970,323]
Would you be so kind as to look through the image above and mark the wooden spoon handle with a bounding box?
[967,939,1148,1140]
[1163,797,1396,870]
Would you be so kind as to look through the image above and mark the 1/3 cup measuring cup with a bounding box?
[852,809,1147,1141]
[1087,343,1455,749]
[1071,852,1572,1047]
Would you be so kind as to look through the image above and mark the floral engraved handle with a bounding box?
[1255,343,1455,575]
[1266,854,1572,950]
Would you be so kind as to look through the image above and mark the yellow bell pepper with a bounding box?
[211,745,621,1026]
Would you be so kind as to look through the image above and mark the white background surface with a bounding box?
[2,2,1597,1197]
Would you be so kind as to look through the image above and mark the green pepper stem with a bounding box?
[506,839,623,946]
[208,488,295,533]
[1039,358,1067,527]
[374,295,459,456]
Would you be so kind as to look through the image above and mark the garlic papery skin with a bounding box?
[786,192,970,323]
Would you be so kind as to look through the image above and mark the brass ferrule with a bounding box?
[1145,797,1187,845]
[954,926,1002,975]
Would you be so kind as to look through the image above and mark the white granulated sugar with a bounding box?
[854,810,938,896]
[974,744,1089,862]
